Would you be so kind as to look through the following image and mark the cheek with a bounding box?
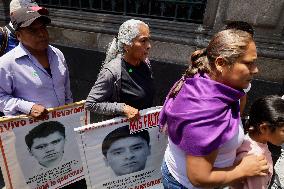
[108,154,122,162]
[31,150,43,158]
[56,143,65,151]
[279,132,284,142]
[133,43,144,52]
[232,66,249,76]
[137,149,149,157]
[229,68,250,84]
[23,38,37,46]
[108,156,121,165]
[271,132,284,145]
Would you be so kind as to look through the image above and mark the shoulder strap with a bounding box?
[0,27,8,57]
[5,24,16,38]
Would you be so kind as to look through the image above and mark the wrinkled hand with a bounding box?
[238,155,269,177]
[159,124,168,135]
[30,104,48,119]
[123,105,140,121]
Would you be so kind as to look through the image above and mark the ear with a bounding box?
[214,56,226,73]
[123,44,130,54]
[103,156,109,167]
[259,123,269,134]
[147,145,151,156]
[15,31,22,41]
[28,148,33,156]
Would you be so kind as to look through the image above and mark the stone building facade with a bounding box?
[0,0,283,109]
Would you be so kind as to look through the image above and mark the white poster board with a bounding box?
[75,106,167,189]
[0,101,89,189]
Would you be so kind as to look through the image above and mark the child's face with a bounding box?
[267,124,284,146]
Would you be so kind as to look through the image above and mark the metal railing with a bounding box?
[38,0,207,23]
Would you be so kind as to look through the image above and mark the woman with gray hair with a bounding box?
[86,19,154,121]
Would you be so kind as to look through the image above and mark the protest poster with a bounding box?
[0,101,89,189]
[75,106,167,189]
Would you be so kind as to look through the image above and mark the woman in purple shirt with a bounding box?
[159,29,269,188]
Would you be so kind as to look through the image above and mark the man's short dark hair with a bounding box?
[225,21,254,36]
[102,125,150,157]
[25,121,65,150]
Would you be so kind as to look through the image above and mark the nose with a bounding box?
[147,41,151,50]
[125,149,135,159]
[250,63,258,75]
[148,41,152,49]
[37,29,46,38]
[45,144,55,153]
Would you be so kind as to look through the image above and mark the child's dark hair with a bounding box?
[245,95,284,134]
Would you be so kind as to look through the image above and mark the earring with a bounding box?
[220,69,223,73]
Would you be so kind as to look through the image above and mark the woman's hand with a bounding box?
[237,154,269,177]
[123,104,140,121]
[159,124,168,135]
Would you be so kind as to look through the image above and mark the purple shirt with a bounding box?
[0,43,73,116]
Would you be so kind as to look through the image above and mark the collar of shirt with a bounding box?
[15,42,54,61]
[15,43,57,76]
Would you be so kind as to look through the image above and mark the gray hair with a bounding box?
[104,19,148,65]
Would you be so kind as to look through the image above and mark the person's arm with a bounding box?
[186,149,269,188]
[63,59,73,104]
[0,66,35,115]
[85,68,126,115]
[0,68,48,118]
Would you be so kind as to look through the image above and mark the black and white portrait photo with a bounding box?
[75,108,168,189]
[102,125,151,176]
[7,105,86,189]
[25,121,66,169]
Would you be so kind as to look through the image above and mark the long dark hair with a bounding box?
[169,29,253,98]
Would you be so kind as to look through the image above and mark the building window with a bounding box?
[39,0,207,23]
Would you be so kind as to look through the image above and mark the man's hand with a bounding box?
[30,104,48,119]
[123,105,140,121]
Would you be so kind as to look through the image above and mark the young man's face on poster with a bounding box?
[104,136,151,176]
[29,131,65,168]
